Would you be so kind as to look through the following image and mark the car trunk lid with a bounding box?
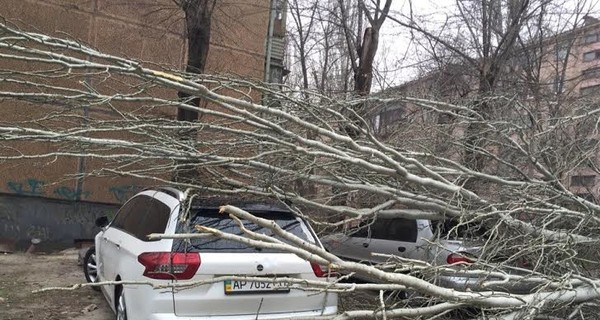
[170,206,335,317]
[172,252,331,317]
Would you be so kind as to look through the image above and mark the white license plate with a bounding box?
[224,279,290,295]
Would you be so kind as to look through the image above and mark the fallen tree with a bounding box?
[1,22,600,319]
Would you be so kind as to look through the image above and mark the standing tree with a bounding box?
[175,0,217,122]
[353,0,393,95]
[338,0,392,96]
[287,0,393,96]
[288,0,318,92]
[387,0,592,176]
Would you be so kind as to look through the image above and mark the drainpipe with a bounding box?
[263,0,277,84]
[258,0,278,187]
[75,94,89,201]
[75,76,93,201]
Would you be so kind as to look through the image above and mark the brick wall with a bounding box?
[0,0,270,204]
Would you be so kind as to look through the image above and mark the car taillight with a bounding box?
[137,252,200,280]
[446,253,473,265]
[519,258,532,268]
[310,262,338,278]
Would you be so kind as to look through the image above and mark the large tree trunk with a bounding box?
[175,0,215,183]
[354,27,379,95]
[177,0,214,122]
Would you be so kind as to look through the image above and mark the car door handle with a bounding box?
[115,243,121,250]
[362,242,369,248]
[398,246,406,253]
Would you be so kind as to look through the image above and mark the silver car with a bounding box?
[322,217,531,292]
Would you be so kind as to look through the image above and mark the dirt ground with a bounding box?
[0,250,112,320]
[0,250,384,320]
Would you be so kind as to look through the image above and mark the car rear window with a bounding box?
[347,218,418,242]
[431,219,488,240]
[172,209,312,253]
[111,195,171,242]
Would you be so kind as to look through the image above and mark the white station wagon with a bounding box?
[83,188,337,320]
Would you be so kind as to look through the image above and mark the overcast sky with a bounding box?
[374,0,600,91]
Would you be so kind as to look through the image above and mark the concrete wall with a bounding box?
[0,193,119,251]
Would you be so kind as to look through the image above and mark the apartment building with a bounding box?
[371,17,600,203]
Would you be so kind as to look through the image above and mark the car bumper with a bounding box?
[147,306,338,320]
[123,281,337,320]
[123,284,175,320]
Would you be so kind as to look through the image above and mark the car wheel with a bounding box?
[83,246,100,292]
[115,286,128,320]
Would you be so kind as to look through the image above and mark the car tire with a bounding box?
[83,246,100,292]
[115,286,128,320]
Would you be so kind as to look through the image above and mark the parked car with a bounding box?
[321,217,532,293]
[83,187,337,320]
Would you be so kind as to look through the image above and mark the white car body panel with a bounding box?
[173,252,336,317]
[93,188,337,319]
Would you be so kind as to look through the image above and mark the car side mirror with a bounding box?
[95,216,109,228]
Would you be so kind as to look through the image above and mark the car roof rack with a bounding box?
[142,187,293,213]
[142,186,183,200]
[190,197,291,213]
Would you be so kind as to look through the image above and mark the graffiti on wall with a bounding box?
[6,178,141,203]
[7,178,45,196]
[53,186,91,201]
[25,225,52,240]
[0,207,21,235]
[7,178,91,201]
[109,185,144,203]
[0,194,120,249]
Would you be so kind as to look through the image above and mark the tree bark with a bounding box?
[354,27,379,95]
[177,0,215,122]
[175,0,215,183]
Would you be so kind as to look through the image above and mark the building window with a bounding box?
[516,54,531,68]
[583,33,599,44]
[437,113,454,124]
[580,84,600,96]
[585,138,599,148]
[553,76,564,94]
[269,64,287,84]
[583,50,600,62]
[372,114,381,133]
[576,193,596,203]
[571,175,596,187]
[556,47,568,61]
[582,67,600,79]
[374,106,405,135]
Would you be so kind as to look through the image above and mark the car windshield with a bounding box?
[172,208,312,253]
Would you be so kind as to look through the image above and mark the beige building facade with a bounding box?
[372,18,600,203]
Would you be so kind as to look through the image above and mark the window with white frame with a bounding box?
[556,47,568,61]
[580,84,600,96]
[583,33,599,44]
[571,175,596,187]
[582,66,600,79]
[554,76,565,94]
[374,106,405,135]
[583,50,600,62]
